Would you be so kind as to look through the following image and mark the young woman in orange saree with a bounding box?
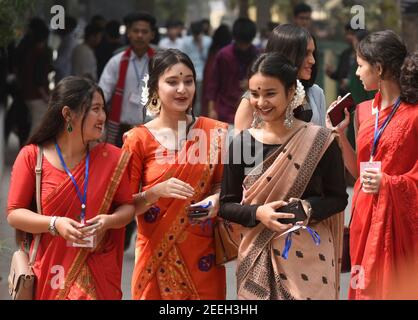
[123,49,228,300]
[7,77,135,300]
[327,31,418,299]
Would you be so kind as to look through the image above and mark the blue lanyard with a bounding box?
[55,143,90,222]
[281,226,320,260]
[370,97,401,161]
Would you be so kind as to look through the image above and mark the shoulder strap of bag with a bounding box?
[29,145,43,266]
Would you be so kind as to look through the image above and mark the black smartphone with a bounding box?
[187,201,212,218]
[276,200,307,225]
[327,93,355,126]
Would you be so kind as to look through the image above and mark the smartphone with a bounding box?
[327,93,355,126]
[187,201,212,218]
[276,200,307,225]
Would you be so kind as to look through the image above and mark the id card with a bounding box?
[67,235,96,248]
[360,161,381,173]
[129,92,141,104]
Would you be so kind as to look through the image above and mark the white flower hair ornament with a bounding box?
[289,79,305,110]
[284,79,306,129]
[141,73,150,105]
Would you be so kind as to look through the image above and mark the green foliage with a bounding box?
[0,0,35,47]
[156,0,188,24]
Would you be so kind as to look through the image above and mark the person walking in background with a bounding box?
[206,17,258,123]
[54,16,78,83]
[234,24,326,131]
[16,18,53,137]
[123,49,228,300]
[96,20,124,79]
[326,30,418,299]
[99,12,156,147]
[220,53,347,299]
[158,20,184,50]
[7,76,135,299]
[293,2,312,29]
[71,24,103,81]
[181,20,211,116]
[201,24,232,117]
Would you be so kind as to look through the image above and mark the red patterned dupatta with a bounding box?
[349,96,418,299]
[31,144,131,300]
[123,117,228,300]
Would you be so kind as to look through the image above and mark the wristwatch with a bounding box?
[48,216,59,236]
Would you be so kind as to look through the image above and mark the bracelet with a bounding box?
[141,191,153,206]
[48,216,59,236]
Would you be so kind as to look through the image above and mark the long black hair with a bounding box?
[265,23,317,89]
[27,76,105,146]
[357,30,418,104]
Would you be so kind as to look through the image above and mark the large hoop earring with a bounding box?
[147,93,161,115]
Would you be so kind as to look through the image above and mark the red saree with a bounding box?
[349,96,418,299]
[123,117,228,300]
[7,143,133,300]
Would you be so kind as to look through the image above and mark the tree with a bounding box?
[256,0,273,31]
[0,0,35,48]
[400,0,418,52]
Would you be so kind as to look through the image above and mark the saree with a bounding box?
[8,143,132,300]
[237,124,344,300]
[349,96,418,299]
[123,117,228,300]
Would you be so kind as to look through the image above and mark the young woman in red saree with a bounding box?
[123,49,228,300]
[7,77,135,300]
[327,31,418,299]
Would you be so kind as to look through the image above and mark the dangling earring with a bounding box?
[378,74,382,93]
[147,93,161,115]
[284,104,294,129]
[251,110,262,128]
[67,121,73,133]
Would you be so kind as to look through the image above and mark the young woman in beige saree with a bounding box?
[220,53,348,300]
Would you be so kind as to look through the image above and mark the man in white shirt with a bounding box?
[72,24,103,81]
[99,12,156,147]
[181,21,211,116]
[159,20,183,50]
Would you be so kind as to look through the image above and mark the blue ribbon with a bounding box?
[281,226,321,260]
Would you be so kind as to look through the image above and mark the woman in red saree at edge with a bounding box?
[123,49,228,299]
[327,31,418,299]
[7,76,135,300]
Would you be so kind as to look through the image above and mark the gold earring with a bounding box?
[147,94,161,115]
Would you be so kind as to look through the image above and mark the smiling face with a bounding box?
[68,91,106,142]
[249,72,295,123]
[157,62,195,114]
[356,55,380,91]
[297,37,315,81]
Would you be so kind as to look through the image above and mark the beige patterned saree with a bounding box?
[237,124,344,300]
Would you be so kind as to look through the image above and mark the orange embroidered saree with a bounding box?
[123,117,228,300]
[7,143,133,300]
[349,97,418,299]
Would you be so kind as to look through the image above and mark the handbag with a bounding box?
[214,218,242,265]
[8,146,43,300]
